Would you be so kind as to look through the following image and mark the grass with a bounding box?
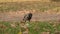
[0,1,60,12]
[0,21,21,34]
[0,21,60,34]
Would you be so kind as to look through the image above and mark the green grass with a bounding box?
[0,21,20,34]
[0,1,60,12]
[0,21,60,34]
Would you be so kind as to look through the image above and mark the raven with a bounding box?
[23,12,32,22]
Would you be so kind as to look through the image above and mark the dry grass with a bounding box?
[0,0,50,2]
[0,1,60,12]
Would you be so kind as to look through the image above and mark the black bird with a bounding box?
[23,12,32,22]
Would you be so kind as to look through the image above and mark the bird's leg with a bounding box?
[28,20,30,22]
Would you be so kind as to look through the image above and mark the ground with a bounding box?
[0,1,60,34]
[0,9,60,22]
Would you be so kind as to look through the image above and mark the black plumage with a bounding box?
[23,13,32,22]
